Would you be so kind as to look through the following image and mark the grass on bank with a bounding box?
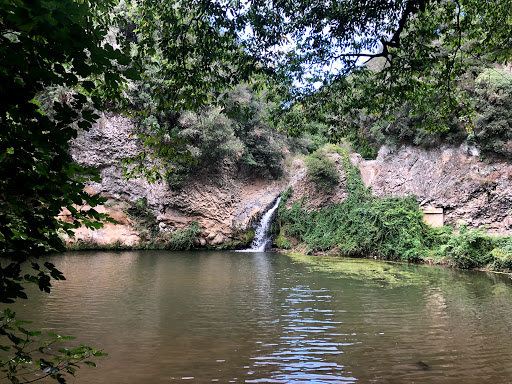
[277,145,512,272]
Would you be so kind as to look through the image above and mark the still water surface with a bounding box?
[12,251,512,383]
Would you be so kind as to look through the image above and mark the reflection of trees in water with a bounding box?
[12,251,512,383]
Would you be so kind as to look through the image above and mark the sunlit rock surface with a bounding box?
[355,144,512,233]
[68,113,512,248]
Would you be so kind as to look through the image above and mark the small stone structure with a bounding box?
[422,207,444,227]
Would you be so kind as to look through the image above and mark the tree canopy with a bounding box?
[0,0,135,381]
[0,0,137,302]
[236,0,512,137]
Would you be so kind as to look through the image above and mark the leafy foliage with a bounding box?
[127,84,287,188]
[132,0,260,112]
[125,198,156,225]
[162,221,201,251]
[305,151,340,193]
[0,309,107,384]
[226,85,286,179]
[278,149,512,271]
[120,0,267,181]
[280,194,432,261]
[179,109,244,163]
[124,198,159,241]
[0,0,133,304]
[275,229,291,250]
[437,225,495,268]
[471,68,512,158]
[238,0,512,141]
[489,237,512,271]
[124,0,512,177]
[348,64,512,160]
[221,225,256,250]
[0,0,137,380]
[279,151,431,260]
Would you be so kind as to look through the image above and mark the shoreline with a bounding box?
[62,242,512,276]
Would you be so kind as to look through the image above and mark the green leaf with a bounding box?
[116,55,131,66]
[123,67,141,80]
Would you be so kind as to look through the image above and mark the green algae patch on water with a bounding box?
[286,252,436,288]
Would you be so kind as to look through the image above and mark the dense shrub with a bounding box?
[471,69,512,158]
[227,85,286,179]
[179,108,244,162]
[349,65,512,160]
[305,150,340,192]
[489,237,512,271]
[437,225,495,268]
[490,249,512,271]
[126,84,288,187]
[280,193,431,260]
[275,229,292,249]
[277,150,512,271]
[475,68,512,94]
[125,198,155,223]
[239,128,284,179]
[284,122,331,155]
[279,151,432,260]
[163,221,201,251]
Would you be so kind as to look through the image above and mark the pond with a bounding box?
[9,251,512,383]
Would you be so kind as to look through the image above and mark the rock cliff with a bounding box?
[67,113,284,248]
[67,114,512,248]
[286,153,349,210]
[353,144,512,233]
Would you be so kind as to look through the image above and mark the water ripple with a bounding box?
[10,251,512,384]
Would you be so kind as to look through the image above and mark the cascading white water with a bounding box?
[239,197,281,252]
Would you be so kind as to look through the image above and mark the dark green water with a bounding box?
[8,251,512,383]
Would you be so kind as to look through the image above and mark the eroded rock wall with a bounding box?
[286,153,349,210]
[68,113,284,247]
[68,112,512,247]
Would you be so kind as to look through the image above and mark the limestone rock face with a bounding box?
[355,144,512,233]
[64,198,140,247]
[69,113,284,247]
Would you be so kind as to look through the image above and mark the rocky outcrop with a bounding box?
[68,198,140,247]
[286,154,349,210]
[68,112,512,248]
[67,112,284,247]
[353,144,512,233]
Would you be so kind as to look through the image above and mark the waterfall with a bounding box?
[239,197,281,252]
